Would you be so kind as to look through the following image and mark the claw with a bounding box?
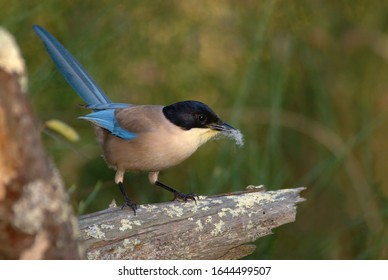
[121,198,137,216]
[153,179,199,205]
[173,191,198,205]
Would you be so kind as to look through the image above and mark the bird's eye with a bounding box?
[197,114,207,124]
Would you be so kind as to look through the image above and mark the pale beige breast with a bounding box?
[99,105,219,172]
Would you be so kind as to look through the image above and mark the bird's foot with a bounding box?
[153,179,199,205]
[173,191,198,204]
[121,198,138,216]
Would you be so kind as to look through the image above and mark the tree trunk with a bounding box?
[0,27,81,260]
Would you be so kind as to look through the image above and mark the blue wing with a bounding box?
[79,110,137,140]
[34,25,137,140]
[33,25,111,105]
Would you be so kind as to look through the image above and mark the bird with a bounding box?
[33,25,243,215]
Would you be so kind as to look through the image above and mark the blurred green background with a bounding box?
[2,0,387,259]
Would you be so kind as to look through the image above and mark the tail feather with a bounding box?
[33,25,111,105]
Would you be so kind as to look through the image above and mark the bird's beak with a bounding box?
[209,120,244,146]
[208,121,236,133]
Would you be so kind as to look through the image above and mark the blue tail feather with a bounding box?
[35,25,137,141]
[33,25,112,105]
[86,103,130,110]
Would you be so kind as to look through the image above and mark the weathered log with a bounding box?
[0,27,81,259]
[78,186,305,259]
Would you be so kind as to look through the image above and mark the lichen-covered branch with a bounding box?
[78,186,305,260]
[0,27,81,259]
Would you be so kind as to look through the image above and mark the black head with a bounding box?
[163,100,234,131]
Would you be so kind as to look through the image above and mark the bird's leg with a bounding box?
[118,182,137,214]
[115,170,137,215]
[148,171,198,203]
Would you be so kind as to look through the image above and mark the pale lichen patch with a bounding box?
[254,192,277,204]
[119,219,131,231]
[191,208,199,213]
[245,219,254,230]
[195,219,204,232]
[101,223,114,230]
[218,211,227,218]
[87,249,101,260]
[120,219,140,230]
[211,220,225,236]
[236,193,275,207]
[247,209,262,218]
[119,219,142,231]
[163,204,184,218]
[140,204,158,213]
[123,238,141,252]
[221,207,245,217]
[234,195,257,209]
[229,207,247,217]
[182,202,198,214]
[205,216,212,224]
[123,239,131,247]
[113,245,126,258]
[216,193,276,218]
[85,224,105,239]
[198,198,209,205]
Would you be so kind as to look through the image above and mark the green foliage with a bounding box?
[3,0,387,259]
